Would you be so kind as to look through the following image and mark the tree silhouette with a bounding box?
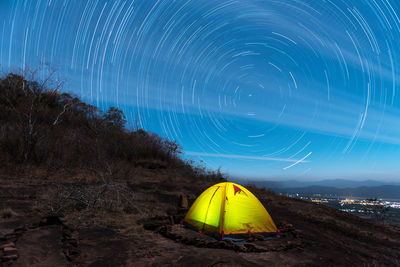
[103,106,126,130]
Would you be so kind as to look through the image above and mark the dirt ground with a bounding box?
[1,168,400,266]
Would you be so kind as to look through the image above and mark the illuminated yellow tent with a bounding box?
[184,182,277,238]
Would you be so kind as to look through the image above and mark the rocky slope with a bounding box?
[1,168,399,267]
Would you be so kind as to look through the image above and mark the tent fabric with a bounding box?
[184,182,277,236]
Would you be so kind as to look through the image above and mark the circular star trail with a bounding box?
[2,0,400,180]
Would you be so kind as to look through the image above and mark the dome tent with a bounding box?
[184,182,278,239]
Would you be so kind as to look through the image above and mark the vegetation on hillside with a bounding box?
[0,72,224,181]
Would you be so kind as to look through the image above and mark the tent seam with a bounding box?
[202,186,220,232]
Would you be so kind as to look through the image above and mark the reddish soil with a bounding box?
[1,169,400,266]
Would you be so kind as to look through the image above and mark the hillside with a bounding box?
[0,73,399,266]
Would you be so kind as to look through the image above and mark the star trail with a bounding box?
[2,0,400,180]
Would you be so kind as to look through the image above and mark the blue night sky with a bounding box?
[1,0,400,181]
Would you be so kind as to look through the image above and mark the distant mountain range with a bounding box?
[234,178,400,189]
[232,179,400,199]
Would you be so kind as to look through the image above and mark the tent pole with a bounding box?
[219,182,228,240]
[202,186,220,233]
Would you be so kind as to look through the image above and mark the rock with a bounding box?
[3,247,18,256]
[224,240,236,249]
[172,214,185,224]
[39,215,63,226]
[28,222,40,229]
[13,226,26,235]
[237,245,247,252]
[253,234,265,240]
[4,233,18,242]
[243,243,268,252]
[0,242,15,249]
[247,236,256,242]
[2,254,18,261]
[244,243,257,251]
[179,194,188,209]
[216,241,227,249]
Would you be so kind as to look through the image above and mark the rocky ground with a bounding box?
[1,168,400,266]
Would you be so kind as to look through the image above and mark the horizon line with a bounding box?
[184,151,311,163]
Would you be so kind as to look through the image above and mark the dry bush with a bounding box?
[48,181,135,214]
[37,180,138,231]
[45,165,135,212]
[32,163,141,232]
[178,160,227,182]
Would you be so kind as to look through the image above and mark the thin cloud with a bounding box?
[185,151,311,163]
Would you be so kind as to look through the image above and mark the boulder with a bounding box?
[179,194,188,209]
[0,242,15,249]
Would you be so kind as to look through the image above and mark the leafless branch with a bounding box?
[53,101,73,125]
